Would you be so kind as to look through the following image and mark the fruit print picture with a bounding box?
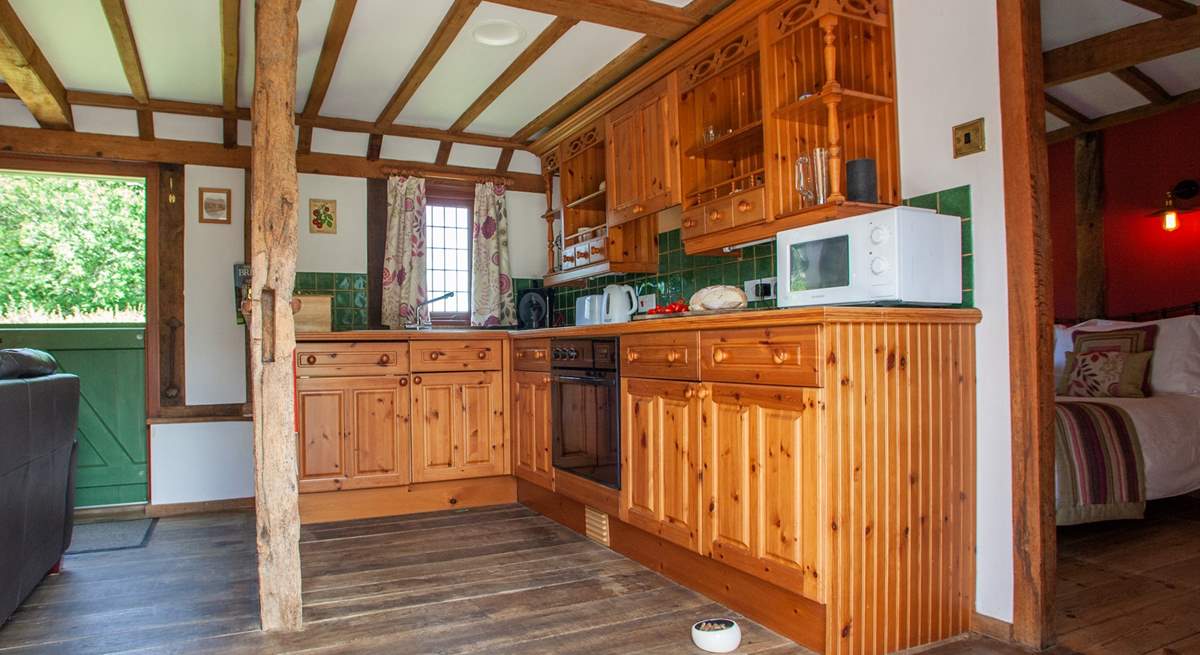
[309,198,337,234]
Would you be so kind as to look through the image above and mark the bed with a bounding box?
[1053,310,1200,525]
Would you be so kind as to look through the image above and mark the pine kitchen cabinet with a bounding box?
[410,370,508,483]
[512,338,554,490]
[605,74,682,227]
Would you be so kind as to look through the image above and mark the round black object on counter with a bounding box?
[846,158,877,204]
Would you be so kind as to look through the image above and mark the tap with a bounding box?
[406,291,455,330]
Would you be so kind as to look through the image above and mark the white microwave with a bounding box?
[775,206,962,307]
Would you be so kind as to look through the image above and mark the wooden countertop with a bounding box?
[297,307,981,342]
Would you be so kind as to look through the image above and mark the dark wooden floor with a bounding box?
[1055,495,1200,655]
[0,505,807,654]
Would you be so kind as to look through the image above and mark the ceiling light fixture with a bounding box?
[472,19,523,47]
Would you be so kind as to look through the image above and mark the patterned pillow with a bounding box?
[1067,325,1159,395]
[1061,350,1153,398]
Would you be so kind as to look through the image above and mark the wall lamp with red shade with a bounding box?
[1151,179,1198,232]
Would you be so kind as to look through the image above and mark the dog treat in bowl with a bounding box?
[691,618,741,653]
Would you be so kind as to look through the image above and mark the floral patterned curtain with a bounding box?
[381,176,426,328]
[470,182,516,326]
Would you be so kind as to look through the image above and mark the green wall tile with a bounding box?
[908,193,938,211]
[937,185,972,219]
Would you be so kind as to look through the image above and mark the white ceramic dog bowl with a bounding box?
[691,618,741,653]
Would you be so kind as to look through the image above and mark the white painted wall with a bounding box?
[894,0,1012,622]
[150,422,255,504]
[507,190,549,278]
[184,165,247,406]
[298,173,367,273]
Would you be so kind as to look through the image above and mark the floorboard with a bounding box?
[0,502,1085,654]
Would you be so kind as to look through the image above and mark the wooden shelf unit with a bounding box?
[684,120,764,160]
[761,2,900,223]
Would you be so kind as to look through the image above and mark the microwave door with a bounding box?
[786,235,854,303]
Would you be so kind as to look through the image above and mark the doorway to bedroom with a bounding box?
[0,161,150,508]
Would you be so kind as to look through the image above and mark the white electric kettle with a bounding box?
[601,284,638,324]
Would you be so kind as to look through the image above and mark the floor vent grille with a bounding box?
[584,506,610,547]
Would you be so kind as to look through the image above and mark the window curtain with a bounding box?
[470,182,516,326]
[381,176,426,328]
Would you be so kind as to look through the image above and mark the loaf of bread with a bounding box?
[689,285,748,311]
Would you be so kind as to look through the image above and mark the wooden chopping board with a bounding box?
[294,295,332,333]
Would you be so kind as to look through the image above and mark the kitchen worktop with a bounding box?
[296,306,981,341]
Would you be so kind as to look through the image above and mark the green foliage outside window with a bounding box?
[0,172,146,323]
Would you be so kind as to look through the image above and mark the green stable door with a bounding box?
[0,326,147,507]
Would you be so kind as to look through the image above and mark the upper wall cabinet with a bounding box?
[606,75,682,227]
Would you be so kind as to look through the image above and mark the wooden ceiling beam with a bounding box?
[0,83,532,151]
[448,16,577,134]
[1111,66,1171,104]
[366,133,382,161]
[495,148,513,173]
[374,0,480,130]
[683,0,734,21]
[486,0,697,39]
[99,0,153,139]
[219,0,240,147]
[1044,94,1088,126]
[1043,11,1200,86]
[0,0,72,129]
[301,0,355,119]
[512,35,668,143]
[0,124,545,192]
[1118,0,1196,19]
[434,141,452,166]
[1047,86,1200,143]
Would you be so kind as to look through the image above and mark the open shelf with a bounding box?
[683,200,895,256]
[686,169,765,208]
[565,187,606,210]
[773,88,893,126]
[543,259,657,288]
[684,120,763,160]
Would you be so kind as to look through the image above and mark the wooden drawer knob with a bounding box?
[626,350,641,362]
[305,355,317,365]
[542,375,551,385]
[533,350,546,360]
[591,245,604,255]
[709,210,723,222]
[737,200,753,213]
[666,351,681,363]
[399,377,409,387]
[772,349,789,365]
[477,350,487,359]
[378,354,391,365]
[413,376,422,385]
[430,351,441,360]
[633,204,645,214]
[683,218,698,229]
[712,348,728,363]
[694,385,710,400]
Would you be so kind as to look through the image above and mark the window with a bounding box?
[425,202,471,323]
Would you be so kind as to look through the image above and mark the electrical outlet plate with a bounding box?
[638,294,656,312]
[953,118,985,158]
[743,277,777,301]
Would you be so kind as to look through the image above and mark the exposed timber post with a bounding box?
[248,0,302,633]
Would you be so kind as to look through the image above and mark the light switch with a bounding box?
[953,118,985,158]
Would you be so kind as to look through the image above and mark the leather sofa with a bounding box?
[0,350,79,627]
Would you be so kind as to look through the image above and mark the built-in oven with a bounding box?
[550,337,619,489]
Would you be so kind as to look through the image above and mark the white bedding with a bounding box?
[1056,393,1200,500]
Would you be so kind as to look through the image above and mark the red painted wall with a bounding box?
[1048,103,1200,320]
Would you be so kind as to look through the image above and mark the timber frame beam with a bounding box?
[1046,86,1200,143]
[487,0,698,39]
[99,0,153,140]
[0,0,73,129]
[298,0,357,154]
[219,0,240,148]
[1042,11,1200,86]
[1117,0,1197,19]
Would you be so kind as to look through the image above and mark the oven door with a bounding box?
[551,371,619,489]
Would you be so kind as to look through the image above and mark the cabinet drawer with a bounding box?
[296,342,408,377]
[729,187,765,227]
[681,205,705,240]
[513,338,551,372]
[573,241,591,267]
[702,199,734,233]
[411,340,502,372]
[582,236,607,264]
[621,331,700,381]
[700,326,822,387]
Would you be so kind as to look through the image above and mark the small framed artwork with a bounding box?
[309,198,337,234]
[198,187,232,224]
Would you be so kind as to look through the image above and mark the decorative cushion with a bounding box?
[1071,316,1200,396]
[1065,325,1159,395]
[0,348,60,380]
[1061,350,1154,398]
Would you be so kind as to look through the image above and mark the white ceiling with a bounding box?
[1041,0,1200,132]
[0,0,1194,160]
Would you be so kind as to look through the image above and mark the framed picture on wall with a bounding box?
[308,198,337,234]
[198,187,232,224]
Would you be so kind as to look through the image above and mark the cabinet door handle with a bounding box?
[737,200,753,213]
[305,354,317,365]
[413,376,422,385]
[399,377,409,387]
[772,349,789,365]
[712,348,729,363]
[542,375,551,385]
[633,204,645,214]
[694,385,710,400]
[684,386,695,399]
[378,353,391,365]
[626,350,641,362]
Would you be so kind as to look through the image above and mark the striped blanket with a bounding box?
[1055,401,1147,526]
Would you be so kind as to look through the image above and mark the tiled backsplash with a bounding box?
[294,272,368,331]
[544,185,973,325]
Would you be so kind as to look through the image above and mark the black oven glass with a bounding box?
[550,338,619,489]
